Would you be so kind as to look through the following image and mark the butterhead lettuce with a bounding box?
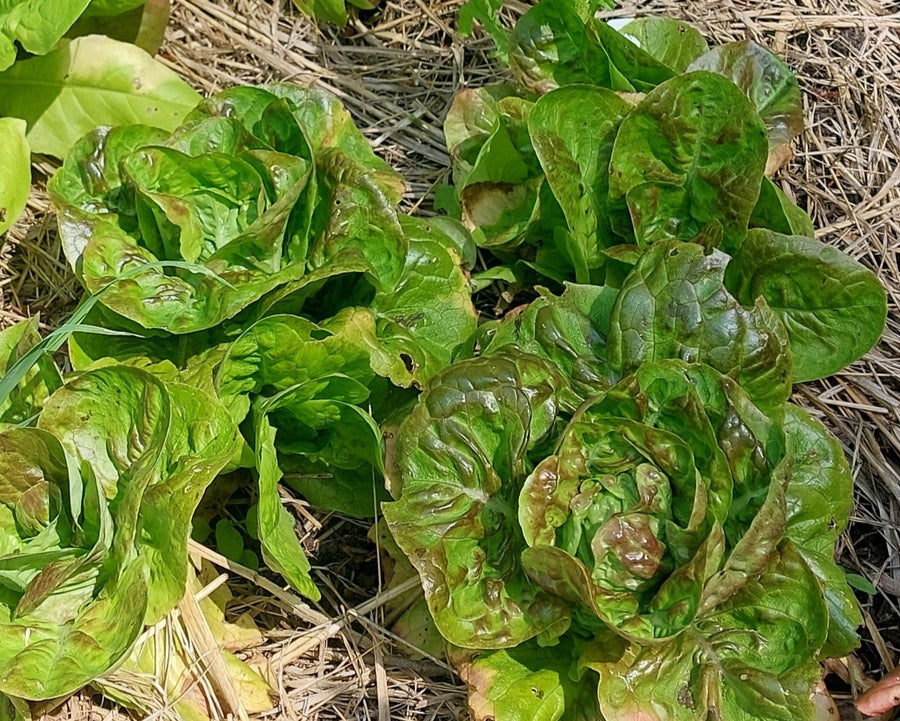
[384,345,861,721]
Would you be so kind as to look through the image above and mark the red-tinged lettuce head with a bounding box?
[384,348,860,721]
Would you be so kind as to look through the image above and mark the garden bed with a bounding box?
[1,0,898,719]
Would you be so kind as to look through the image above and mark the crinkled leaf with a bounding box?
[0,0,91,70]
[267,83,404,203]
[122,147,277,265]
[508,0,606,94]
[608,71,768,253]
[725,229,887,381]
[0,558,147,701]
[307,150,407,291]
[133,382,238,622]
[0,419,149,700]
[34,366,234,622]
[0,36,200,158]
[216,313,372,423]
[586,543,827,721]
[49,85,401,333]
[355,215,477,386]
[508,1,673,95]
[50,124,167,253]
[253,411,319,601]
[55,166,308,333]
[480,284,612,401]
[519,360,794,648]
[452,636,601,721]
[218,315,384,517]
[688,40,803,175]
[37,367,169,504]
[383,352,571,648]
[324,307,442,391]
[0,428,75,561]
[608,241,793,409]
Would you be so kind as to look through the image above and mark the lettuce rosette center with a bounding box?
[518,361,791,642]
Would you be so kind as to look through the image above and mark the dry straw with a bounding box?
[1,0,897,718]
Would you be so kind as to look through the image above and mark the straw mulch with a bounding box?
[1,0,899,719]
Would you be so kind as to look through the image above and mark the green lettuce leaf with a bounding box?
[444,88,547,249]
[268,82,404,199]
[383,352,572,648]
[458,0,509,61]
[619,18,709,74]
[387,345,859,721]
[520,361,788,639]
[608,241,793,409]
[688,40,804,174]
[750,177,815,237]
[0,118,30,236]
[725,229,887,381]
[0,423,147,700]
[452,636,601,721]
[508,0,607,95]
[253,411,319,601]
[478,284,614,401]
[324,215,477,387]
[294,0,346,25]
[37,366,237,622]
[0,0,92,70]
[585,543,828,721]
[608,71,768,253]
[783,404,861,657]
[217,313,385,522]
[49,84,413,335]
[508,1,675,95]
[527,86,631,282]
[0,35,200,158]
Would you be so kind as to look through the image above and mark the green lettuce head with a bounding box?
[0,365,237,702]
[384,350,860,721]
[49,84,406,334]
